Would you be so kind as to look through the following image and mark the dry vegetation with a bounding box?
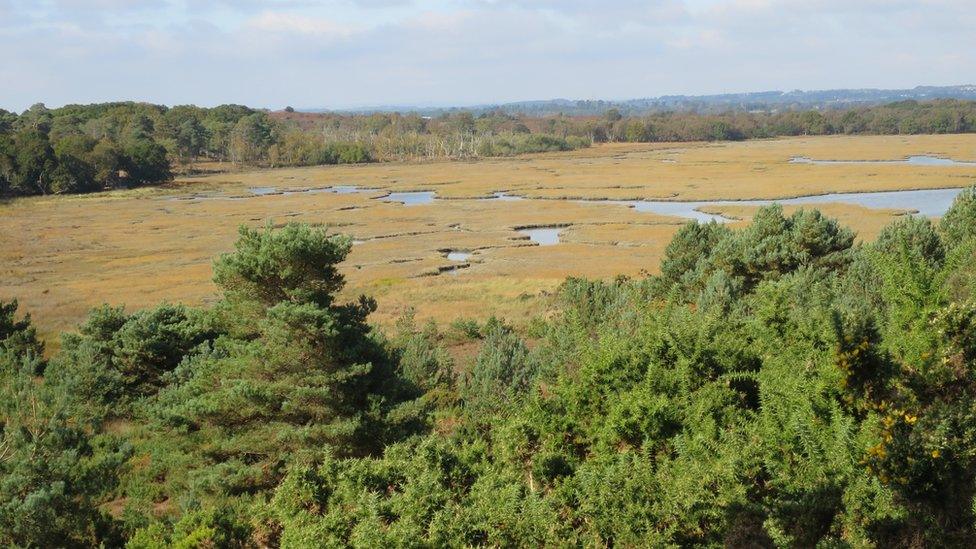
[3,134,976,345]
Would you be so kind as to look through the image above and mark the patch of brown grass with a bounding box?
[2,134,974,346]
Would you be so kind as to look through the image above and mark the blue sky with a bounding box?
[1,0,974,111]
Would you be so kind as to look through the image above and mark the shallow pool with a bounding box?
[790,155,976,166]
[619,187,969,223]
[249,187,279,195]
[380,191,436,205]
[491,192,525,201]
[519,227,563,245]
[328,185,370,194]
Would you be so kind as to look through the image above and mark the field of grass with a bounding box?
[3,134,975,346]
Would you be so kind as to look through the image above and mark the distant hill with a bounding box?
[317,85,976,116]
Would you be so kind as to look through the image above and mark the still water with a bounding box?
[790,155,976,166]
[518,227,563,245]
[379,191,437,205]
[626,187,966,223]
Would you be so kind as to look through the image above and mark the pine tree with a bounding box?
[145,224,422,499]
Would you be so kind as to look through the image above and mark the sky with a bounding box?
[1,0,974,112]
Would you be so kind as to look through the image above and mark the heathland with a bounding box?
[4,97,976,545]
[3,178,976,546]
[3,134,975,344]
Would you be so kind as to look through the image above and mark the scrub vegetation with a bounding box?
[3,105,976,545]
[3,187,976,546]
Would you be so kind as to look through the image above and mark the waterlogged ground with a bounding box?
[3,134,976,344]
[224,184,968,223]
[790,154,976,166]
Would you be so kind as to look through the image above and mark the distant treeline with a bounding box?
[404,85,976,117]
[2,99,976,197]
[273,98,976,157]
[592,99,976,142]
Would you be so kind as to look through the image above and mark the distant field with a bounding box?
[3,134,976,346]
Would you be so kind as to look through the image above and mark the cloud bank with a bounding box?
[1,0,974,111]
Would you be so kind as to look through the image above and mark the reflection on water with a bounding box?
[281,185,371,195]
[631,201,731,223]
[790,155,976,166]
[327,185,369,194]
[380,191,436,205]
[253,185,374,196]
[170,185,372,201]
[627,187,966,222]
[771,188,964,217]
[249,187,278,195]
[176,180,969,226]
[519,227,563,245]
[447,251,472,261]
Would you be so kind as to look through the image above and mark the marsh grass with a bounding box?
[2,134,974,346]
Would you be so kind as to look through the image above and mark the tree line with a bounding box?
[3,188,976,545]
[585,98,976,142]
[3,98,976,198]
[0,102,589,198]
[276,98,976,156]
[0,103,172,196]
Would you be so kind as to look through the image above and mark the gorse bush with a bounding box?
[3,191,976,546]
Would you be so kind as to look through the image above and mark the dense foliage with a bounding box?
[295,98,976,149]
[0,103,172,197]
[3,188,976,546]
[4,99,976,198]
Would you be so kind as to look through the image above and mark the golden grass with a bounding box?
[2,134,975,346]
[178,134,976,201]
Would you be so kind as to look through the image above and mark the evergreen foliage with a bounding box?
[4,190,976,545]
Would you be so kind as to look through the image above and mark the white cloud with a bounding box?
[245,11,358,36]
[0,0,974,111]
